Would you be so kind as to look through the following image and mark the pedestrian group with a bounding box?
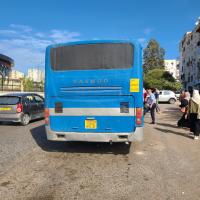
[143,87,200,140]
[178,89,200,140]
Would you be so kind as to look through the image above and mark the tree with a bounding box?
[144,68,182,91]
[143,39,165,73]
[0,64,11,91]
[22,78,34,92]
[40,80,44,92]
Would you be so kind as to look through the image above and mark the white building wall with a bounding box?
[179,17,200,89]
[9,70,24,79]
[27,68,44,82]
[164,59,179,80]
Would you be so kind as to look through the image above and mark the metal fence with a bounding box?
[0,79,44,92]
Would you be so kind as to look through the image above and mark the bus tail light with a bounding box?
[136,108,143,125]
[45,108,50,125]
[16,103,23,113]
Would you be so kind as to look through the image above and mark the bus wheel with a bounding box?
[123,142,132,154]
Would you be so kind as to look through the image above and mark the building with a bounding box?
[0,54,14,77]
[0,54,14,91]
[27,68,44,82]
[9,70,24,79]
[164,59,180,80]
[179,17,200,89]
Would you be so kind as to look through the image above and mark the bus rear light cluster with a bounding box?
[16,103,23,113]
[136,108,143,125]
[45,108,50,125]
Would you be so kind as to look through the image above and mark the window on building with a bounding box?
[197,41,200,46]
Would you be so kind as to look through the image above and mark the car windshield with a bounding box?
[0,96,20,105]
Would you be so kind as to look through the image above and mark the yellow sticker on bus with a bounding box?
[130,79,139,92]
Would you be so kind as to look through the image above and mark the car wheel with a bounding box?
[169,98,176,104]
[21,114,30,126]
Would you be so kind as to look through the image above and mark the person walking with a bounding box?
[179,90,186,102]
[144,89,157,124]
[153,88,161,113]
[177,91,190,128]
[188,90,200,140]
[143,88,147,104]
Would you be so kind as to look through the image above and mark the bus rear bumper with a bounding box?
[45,126,143,142]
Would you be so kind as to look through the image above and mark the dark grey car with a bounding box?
[0,93,44,125]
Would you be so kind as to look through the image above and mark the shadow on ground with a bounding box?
[156,122,178,129]
[30,125,131,155]
[0,118,43,126]
[159,106,182,121]
[155,127,193,139]
[0,121,19,126]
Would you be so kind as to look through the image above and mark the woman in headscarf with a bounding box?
[177,91,190,128]
[188,90,200,140]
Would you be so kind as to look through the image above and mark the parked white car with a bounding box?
[174,91,181,100]
[159,90,177,104]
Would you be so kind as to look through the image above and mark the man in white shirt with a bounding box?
[144,89,157,124]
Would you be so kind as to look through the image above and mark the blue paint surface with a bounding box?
[50,116,136,133]
[45,40,143,133]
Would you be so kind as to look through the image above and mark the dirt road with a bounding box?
[0,104,200,200]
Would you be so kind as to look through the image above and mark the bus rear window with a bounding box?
[50,43,133,71]
[0,96,20,105]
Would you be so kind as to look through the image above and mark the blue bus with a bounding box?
[45,40,143,144]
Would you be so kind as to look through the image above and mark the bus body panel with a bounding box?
[45,40,143,142]
[46,126,143,142]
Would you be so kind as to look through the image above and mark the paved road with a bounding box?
[0,104,200,200]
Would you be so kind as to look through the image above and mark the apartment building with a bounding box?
[164,59,180,80]
[9,70,24,79]
[179,17,200,89]
[27,68,44,82]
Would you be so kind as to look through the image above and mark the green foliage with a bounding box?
[142,39,181,91]
[162,71,176,82]
[144,69,182,91]
[143,39,165,73]
[21,78,44,92]
[22,78,34,91]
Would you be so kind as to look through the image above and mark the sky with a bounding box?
[0,0,200,73]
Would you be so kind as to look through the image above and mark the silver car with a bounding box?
[0,93,44,125]
[159,90,177,104]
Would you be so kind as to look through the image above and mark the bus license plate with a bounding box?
[0,107,11,111]
[85,120,97,129]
